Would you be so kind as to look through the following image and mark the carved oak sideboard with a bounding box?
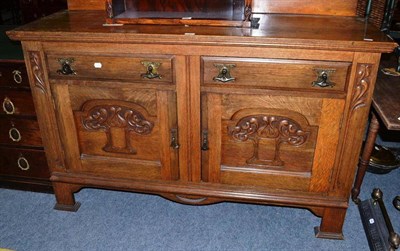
[7,1,397,239]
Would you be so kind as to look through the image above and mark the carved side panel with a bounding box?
[81,100,154,154]
[330,52,381,199]
[228,110,312,168]
[24,47,66,171]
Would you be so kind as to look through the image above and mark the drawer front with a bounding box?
[0,62,29,88]
[46,54,173,83]
[202,57,350,92]
[0,147,49,179]
[0,89,36,116]
[0,118,42,147]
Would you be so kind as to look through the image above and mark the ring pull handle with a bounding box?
[17,156,30,171]
[9,127,22,142]
[213,64,236,83]
[312,69,336,88]
[2,97,15,114]
[57,58,76,75]
[12,70,23,84]
[141,61,162,79]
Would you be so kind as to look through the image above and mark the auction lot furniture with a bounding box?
[7,0,398,239]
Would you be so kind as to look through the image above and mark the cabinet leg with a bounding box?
[351,113,380,204]
[314,208,346,239]
[53,182,81,212]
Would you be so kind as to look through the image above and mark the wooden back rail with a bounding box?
[67,0,360,17]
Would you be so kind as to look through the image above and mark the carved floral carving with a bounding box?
[229,114,310,167]
[105,0,113,19]
[82,101,154,154]
[351,64,372,111]
[29,51,46,94]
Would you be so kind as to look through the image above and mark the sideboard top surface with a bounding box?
[7,10,397,53]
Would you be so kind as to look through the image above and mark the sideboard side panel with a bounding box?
[330,52,382,198]
[22,42,66,173]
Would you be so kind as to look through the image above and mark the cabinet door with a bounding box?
[201,93,344,192]
[52,83,179,181]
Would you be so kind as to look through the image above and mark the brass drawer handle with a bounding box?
[12,70,23,84]
[57,58,76,75]
[213,64,236,83]
[17,156,30,171]
[312,69,336,88]
[141,61,162,79]
[2,97,15,114]
[9,127,22,142]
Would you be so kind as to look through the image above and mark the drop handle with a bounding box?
[57,58,76,75]
[201,130,209,151]
[170,129,180,149]
[141,61,162,79]
[213,64,236,83]
[312,69,336,88]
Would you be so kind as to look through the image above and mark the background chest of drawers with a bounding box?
[19,0,67,24]
[0,26,51,192]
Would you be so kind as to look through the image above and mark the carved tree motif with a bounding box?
[29,52,46,94]
[229,115,310,167]
[82,101,154,154]
[351,64,372,111]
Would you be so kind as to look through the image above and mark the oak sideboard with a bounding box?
[7,0,398,239]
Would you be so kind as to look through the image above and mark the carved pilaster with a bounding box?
[351,64,372,112]
[28,51,46,94]
[105,0,113,19]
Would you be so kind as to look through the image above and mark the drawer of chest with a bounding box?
[0,62,29,88]
[0,89,36,116]
[0,117,42,147]
[46,54,174,83]
[202,57,351,92]
[0,147,49,179]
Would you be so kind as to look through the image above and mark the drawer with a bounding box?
[0,117,42,147]
[202,57,351,92]
[0,62,30,88]
[46,54,174,83]
[0,89,36,116]
[0,147,49,179]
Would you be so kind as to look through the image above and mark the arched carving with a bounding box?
[228,109,311,167]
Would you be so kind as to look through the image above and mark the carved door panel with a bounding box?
[201,93,345,192]
[52,84,179,181]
